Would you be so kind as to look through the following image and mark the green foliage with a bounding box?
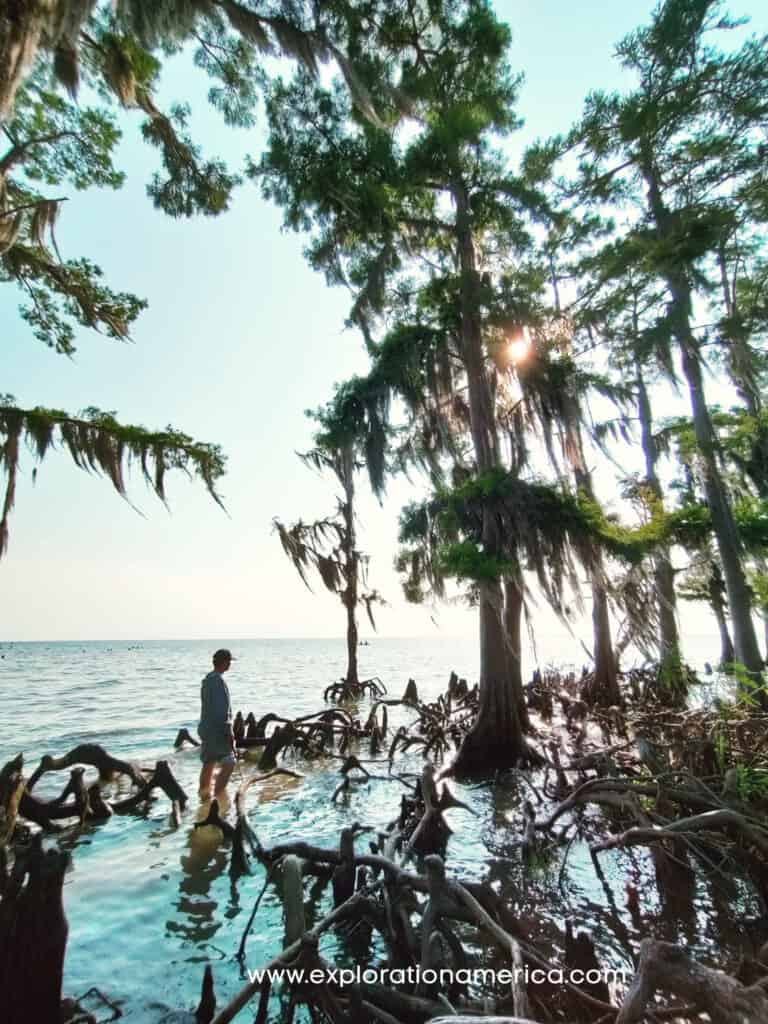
[735,764,768,803]
[750,570,768,613]
[0,62,149,353]
[443,468,668,565]
[729,661,768,709]
[714,722,730,775]
[2,0,464,561]
[141,102,239,216]
[0,398,226,558]
[6,75,124,191]
[2,0,408,354]
[2,249,147,354]
[307,375,393,499]
[438,539,513,583]
[661,495,768,553]
[657,647,696,702]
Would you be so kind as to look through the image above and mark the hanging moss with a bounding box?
[395,464,708,601]
[0,400,226,558]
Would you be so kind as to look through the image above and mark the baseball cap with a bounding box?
[213,648,236,663]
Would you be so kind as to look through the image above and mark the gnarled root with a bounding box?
[617,938,768,1024]
[26,745,144,790]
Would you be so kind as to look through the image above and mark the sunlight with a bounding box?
[507,326,533,366]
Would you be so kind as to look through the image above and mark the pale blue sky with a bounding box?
[2,1,765,646]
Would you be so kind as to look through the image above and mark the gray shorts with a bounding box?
[199,739,236,765]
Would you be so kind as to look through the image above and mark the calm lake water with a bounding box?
[0,635,756,1021]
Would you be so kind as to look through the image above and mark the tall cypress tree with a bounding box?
[574,0,768,678]
[261,0,546,769]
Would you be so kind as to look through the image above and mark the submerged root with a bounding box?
[9,663,768,1024]
[324,676,387,703]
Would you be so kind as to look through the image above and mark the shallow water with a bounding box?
[0,636,760,1020]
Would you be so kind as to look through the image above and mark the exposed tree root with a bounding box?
[174,727,200,749]
[6,665,768,1024]
[26,744,145,790]
[592,808,768,859]
[324,675,387,702]
[617,938,768,1023]
[1,750,188,832]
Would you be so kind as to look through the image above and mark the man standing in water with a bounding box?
[198,648,236,800]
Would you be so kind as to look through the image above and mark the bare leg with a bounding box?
[199,761,216,799]
[213,761,234,796]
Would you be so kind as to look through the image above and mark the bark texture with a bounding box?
[450,179,525,772]
[618,938,768,1024]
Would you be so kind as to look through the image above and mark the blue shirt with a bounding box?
[198,670,232,742]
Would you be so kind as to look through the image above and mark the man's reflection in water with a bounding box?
[166,773,306,944]
[167,798,231,943]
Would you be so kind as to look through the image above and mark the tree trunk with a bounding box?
[568,411,620,707]
[636,367,685,688]
[678,336,763,679]
[0,840,70,1024]
[458,574,527,771]
[450,180,526,773]
[708,562,735,669]
[642,159,764,685]
[345,597,359,689]
[504,571,529,730]
[340,444,360,689]
[582,580,621,706]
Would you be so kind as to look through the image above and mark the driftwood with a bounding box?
[257,723,297,771]
[407,766,453,856]
[218,828,617,1024]
[111,760,188,814]
[617,939,768,1023]
[402,678,419,704]
[63,985,122,1023]
[200,677,768,1023]
[229,767,303,880]
[281,855,306,944]
[534,776,723,833]
[359,986,482,1021]
[331,826,358,906]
